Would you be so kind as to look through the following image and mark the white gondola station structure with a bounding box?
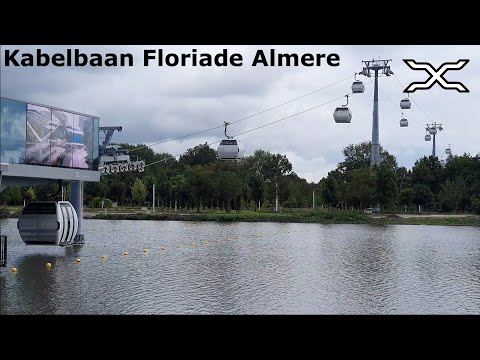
[217,122,245,161]
[333,95,352,124]
[1,96,102,263]
[17,201,79,246]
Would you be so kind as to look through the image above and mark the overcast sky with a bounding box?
[1,45,478,182]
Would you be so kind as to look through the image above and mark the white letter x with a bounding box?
[403,59,469,93]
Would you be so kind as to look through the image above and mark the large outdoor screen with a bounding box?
[26,104,53,165]
[1,97,99,170]
[0,97,26,164]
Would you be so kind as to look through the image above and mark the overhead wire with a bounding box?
[392,72,452,148]
[130,74,353,152]
[145,94,350,167]
[378,87,425,128]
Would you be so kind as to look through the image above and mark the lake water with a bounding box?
[1,219,480,314]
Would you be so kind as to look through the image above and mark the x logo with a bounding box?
[403,59,469,93]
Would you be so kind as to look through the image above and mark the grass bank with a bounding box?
[92,210,480,226]
[2,206,479,226]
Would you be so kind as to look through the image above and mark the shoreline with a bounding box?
[90,211,480,226]
[2,209,480,226]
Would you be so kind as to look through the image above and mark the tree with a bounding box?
[344,167,375,209]
[131,178,147,205]
[471,195,480,215]
[396,166,411,189]
[438,177,469,212]
[8,186,22,205]
[216,171,242,212]
[411,156,443,195]
[320,174,338,208]
[184,165,214,212]
[373,163,398,209]
[24,187,37,203]
[337,141,397,173]
[413,184,434,209]
[247,174,264,211]
[108,178,127,205]
[170,174,187,209]
[179,143,217,167]
[398,187,415,207]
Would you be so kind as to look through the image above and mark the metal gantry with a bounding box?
[424,122,443,157]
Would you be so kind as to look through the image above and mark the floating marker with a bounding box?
[101,255,107,260]
[123,251,128,256]
[11,267,17,273]
[144,248,148,253]
[204,241,208,246]
[160,247,165,251]
[46,262,52,269]
[75,258,81,263]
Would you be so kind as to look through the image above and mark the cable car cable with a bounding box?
[130,75,353,152]
[378,88,424,128]
[393,73,452,146]
[144,94,348,167]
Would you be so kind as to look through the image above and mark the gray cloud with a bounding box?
[1,45,478,182]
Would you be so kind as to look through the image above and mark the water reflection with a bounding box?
[6,254,61,314]
[1,219,480,314]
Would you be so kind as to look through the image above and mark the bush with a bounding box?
[471,196,480,215]
[0,206,10,218]
[91,197,113,208]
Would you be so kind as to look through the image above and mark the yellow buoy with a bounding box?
[204,241,208,246]
[101,255,107,260]
[46,262,52,269]
[75,258,81,263]
[160,247,165,251]
[143,248,148,253]
[11,267,17,273]
[123,251,128,256]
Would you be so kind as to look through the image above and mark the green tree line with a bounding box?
[1,141,479,214]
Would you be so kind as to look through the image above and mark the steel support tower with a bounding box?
[358,59,394,166]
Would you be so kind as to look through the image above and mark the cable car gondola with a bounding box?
[425,134,431,141]
[400,113,408,127]
[440,159,446,166]
[217,122,245,161]
[445,145,452,155]
[351,73,365,94]
[400,94,411,109]
[17,201,78,246]
[333,95,352,124]
[428,127,437,135]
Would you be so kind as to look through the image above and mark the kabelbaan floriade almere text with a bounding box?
[2,48,340,67]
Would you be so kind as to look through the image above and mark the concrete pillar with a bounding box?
[70,180,84,244]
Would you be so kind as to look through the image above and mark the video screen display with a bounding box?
[0,97,27,164]
[1,97,99,170]
[26,104,53,165]
[72,114,95,170]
